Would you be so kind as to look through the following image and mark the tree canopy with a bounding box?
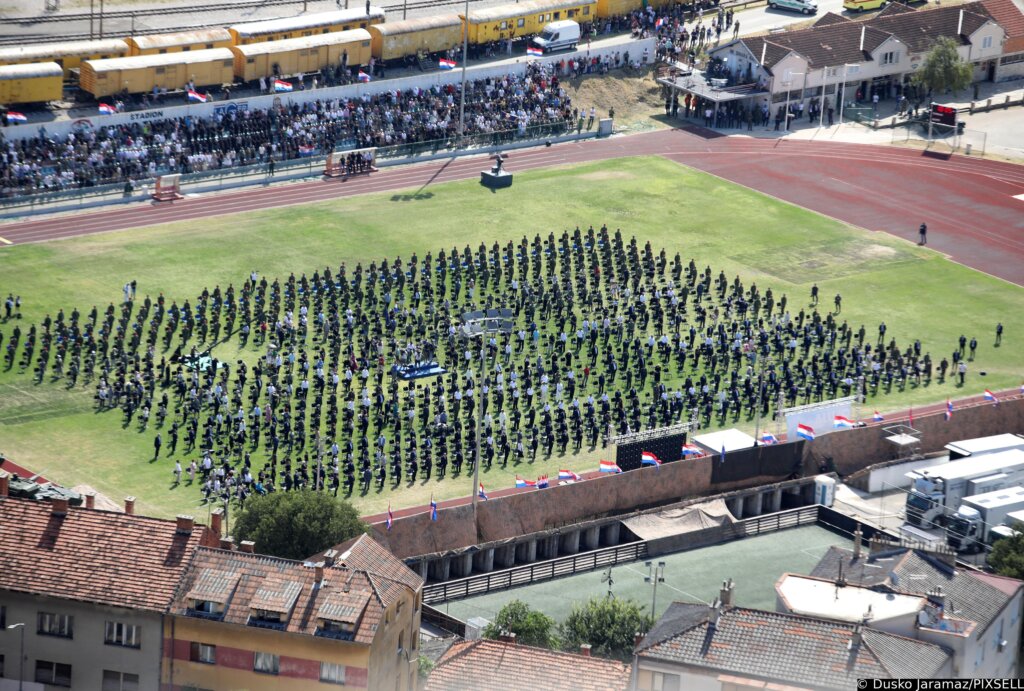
[483,600,559,648]
[912,36,973,96]
[232,490,366,560]
[989,522,1024,580]
[559,597,654,661]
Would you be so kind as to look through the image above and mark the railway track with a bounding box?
[0,0,482,45]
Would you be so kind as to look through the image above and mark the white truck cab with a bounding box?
[532,20,580,53]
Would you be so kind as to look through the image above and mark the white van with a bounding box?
[768,0,818,13]
[532,20,580,53]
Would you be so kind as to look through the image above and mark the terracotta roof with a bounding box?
[330,533,424,597]
[981,0,1024,51]
[423,639,631,691]
[0,496,210,611]
[172,540,421,644]
[636,603,951,690]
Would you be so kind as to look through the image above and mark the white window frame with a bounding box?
[105,621,141,648]
[982,35,993,49]
[254,652,280,675]
[320,661,347,684]
[38,611,73,638]
[35,660,72,687]
[190,642,216,664]
[102,669,140,691]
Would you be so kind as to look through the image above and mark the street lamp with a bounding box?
[7,622,25,691]
[838,63,857,126]
[782,71,804,131]
[644,561,666,619]
[461,309,515,514]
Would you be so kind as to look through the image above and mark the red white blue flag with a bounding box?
[358,71,371,83]
[558,469,582,482]
[6,111,27,123]
[430,495,438,522]
[599,460,622,474]
[386,502,393,530]
[641,451,662,467]
[527,46,543,57]
[478,482,489,500]
[760,433,778,445]
[188,89,207,103]
[274,79,293,92]
[99,103,117,115]
[515,476,536,489]
[984,389,998,404]
[797,423,815,441]
[439,58,457,70]
[682,443,703,456]
[873,411,884,422]
[833,415,855,429]
[945,399,953,421]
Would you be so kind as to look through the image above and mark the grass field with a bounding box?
[1,155,1022,520]
[443,525,852,624]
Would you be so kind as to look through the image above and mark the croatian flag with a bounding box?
[527,46,543,57]
[559,469,582,482]
[6,111,27,123]
[761,433,778,445]
[873,411,884,422]
[298,144,317,157]
[536,475,549,489]
[358,71,371,83]
[439,58,457,70]
[681,443,703,456]
[430,495,438,521]
[833,415,855,429]
[386,502,393,530]
[478,482,489,500]
[599,460,622,474]
[720,446,727,464]
[515,475,536,489]
[655,17,665,28]
[797,423,815,441]
[641,451,662,467]
[99,103,117,115]
[187,89,207,103]
[945,399,953,421]
[984,389,998,404]
[274,79,293,93]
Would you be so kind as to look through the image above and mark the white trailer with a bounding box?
[946,486,1024,552]
[945,433,1024,460]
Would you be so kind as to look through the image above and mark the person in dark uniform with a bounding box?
[810,284,818,306]
[918,222,927,245]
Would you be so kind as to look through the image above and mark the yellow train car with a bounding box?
[126,28,233,56]
[0,39,129,79]
[0,62,63,104]
[228,7,385,45]
[368,14,462,62]
[595,0,640,15]
[462,0,596,44]
[80,48,234,98]
[230,29,371,82]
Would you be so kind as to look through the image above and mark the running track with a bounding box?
[3,127,1024,285]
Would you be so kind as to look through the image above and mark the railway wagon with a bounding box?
[368,15,463,62]
[230,29,372,82]
[0,62,63,104]
[228,8,385,45]
[462,0,596,44]
[80,48,235,98]
[0,39,129,79]
[126,28,233,56]
[595,0,642,15]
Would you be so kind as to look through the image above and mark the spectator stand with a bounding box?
[151,174,184,202]
[324,147,378,179]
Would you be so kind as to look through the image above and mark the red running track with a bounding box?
[3,127,1024,285]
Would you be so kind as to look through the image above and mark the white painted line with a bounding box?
[1014,193,1024,202]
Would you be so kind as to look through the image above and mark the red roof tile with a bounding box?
[424,639,631,691]
[982,0,1024,37]
[331,533,424,597]
[0,496,210,611]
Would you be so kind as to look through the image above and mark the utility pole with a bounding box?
[644,561,666,619]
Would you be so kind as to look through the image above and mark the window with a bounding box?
[517,18,525,27]
[500,20,508,29]
[155,67,165,74]
[37,612,73,638]
[982,35,993,49]
[35,660,72,688]
[105,621,141,648]
[882,51,899,65]
[1002,53,1024,65]
[583,6,590,14]
[318,618,356,639]
[0,605,5,628]
[102,670,140,691]
[191,600,224,616]
[205,43,214,48]
[320,662,347,684]
[1,654,4,677]
[189,642,216,664]
[158,48,167,54]
[254,652,279,675]
[637,669,681,691]
[995,618,1005,651]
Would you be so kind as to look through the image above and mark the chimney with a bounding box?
[498,631,517,644]
[210,507,223,537]
[51,497,70,516]
[239,540,255,553]
[124,496,136,515]
[176,515,195,535]
[84,492,95,510]
[853,525,863,560]
[580,644,592,657]
[323,549,338,567]
[634,632,646,648]
[315,562,325,585]
[850,625,863,650]
[219,536,235,551]
[719,578,734,607]
[927,586,946,609]
[0,470,9,498]
[709,599,723,629]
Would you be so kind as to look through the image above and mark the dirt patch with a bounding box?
[861,244,900,259]
[70,484,123,511]
[562,67,666,132]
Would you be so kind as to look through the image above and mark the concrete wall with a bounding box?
[0,592,162,691]
[2,37,655,142]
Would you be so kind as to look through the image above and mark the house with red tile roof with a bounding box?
[162,534,424,691]
[980,0,1024,79]
[0,478,216,691]
[423,637,632,691]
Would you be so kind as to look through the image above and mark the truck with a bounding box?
[946,486,1024,553]
[945,433,1024,461]
[904,448,1024,529]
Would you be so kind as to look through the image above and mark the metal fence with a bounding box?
[890,122,987,157]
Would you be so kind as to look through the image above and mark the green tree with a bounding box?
[483,600,558,649]
[989,522,1024,580]
[233,490,366,560]
[559,597,654,661]
[912,36,973,96]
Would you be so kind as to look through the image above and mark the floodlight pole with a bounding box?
[457,0,470,146]
[644,561,666,619]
